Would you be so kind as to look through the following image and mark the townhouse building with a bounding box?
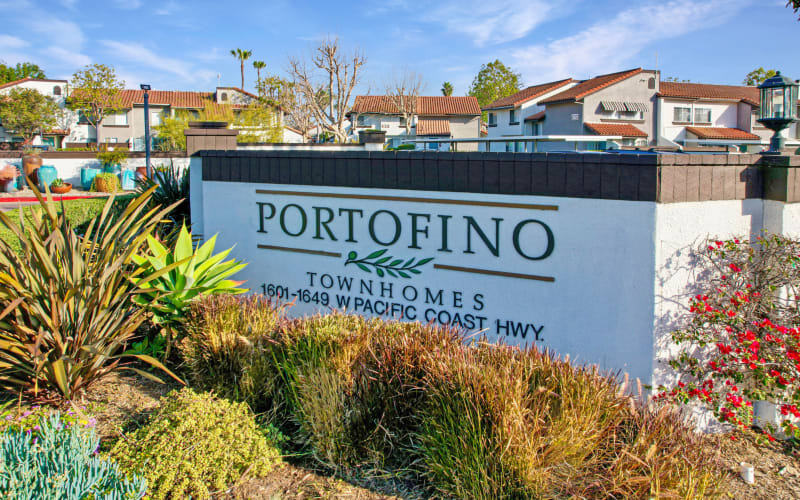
[348,95,481,150]
[0,79,294,150]
[482,79,576,152]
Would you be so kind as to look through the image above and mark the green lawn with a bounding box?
[0,196,134,253]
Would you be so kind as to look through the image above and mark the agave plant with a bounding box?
[132,223,247,357]
[0,184,183,401]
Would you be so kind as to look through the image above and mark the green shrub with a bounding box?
[181,294,283,410]
[91,172,120,193]
[110,388,282,500]
[0,187,180,400]
[96,150,128,166]
[0,412,146,499]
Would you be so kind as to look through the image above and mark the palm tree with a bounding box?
[230,48,253,89]
[253,60,266,85]
[441,81,454,96]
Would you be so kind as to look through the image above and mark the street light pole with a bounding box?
[141,84,152,178]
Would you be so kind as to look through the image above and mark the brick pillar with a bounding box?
[184,121,238,156]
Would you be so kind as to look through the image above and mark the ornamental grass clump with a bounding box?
[0,186,181,401]
[417,342,726,499]
[0,412,146,499]
[109,388,282,500]
[181,294,284,411]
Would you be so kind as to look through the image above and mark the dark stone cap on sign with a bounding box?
[198,150,800,203]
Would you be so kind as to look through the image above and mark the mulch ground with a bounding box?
[82,372,800,499]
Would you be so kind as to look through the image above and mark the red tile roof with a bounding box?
[524,110,546,121]
[0,77,68,90]
[684,126,760,140]
[539,68,644,105]
[416,118,451,136]
[585,122,648,137]
[351,95,480,116]
[483,79,574,110]
[659,82,760,106]
[115,89,216,108]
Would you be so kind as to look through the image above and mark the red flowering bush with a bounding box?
[658,233,800,440]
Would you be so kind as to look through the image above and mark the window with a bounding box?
[488,112,497,126]
[357,115,367,127]
[53,86,61,96]
[399,116,407,127]
[220,92,228,101]
[694,107,711,124]
[150,111,162,127]
[673,107,691,122]
[106,112,128,126]
[77,111,91,124]
[509,109,518,124]
[648,77,655,89]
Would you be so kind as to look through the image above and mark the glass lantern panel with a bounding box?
[773,88,785,118]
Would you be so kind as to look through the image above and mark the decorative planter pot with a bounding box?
[81,167,101,190]
[50,182,72,194]
[121,170,136,190]
[22,154,42,186]
[103,162,122,176]
[0,178,17,193]
[37,165,58,191]
[94,176,119,193]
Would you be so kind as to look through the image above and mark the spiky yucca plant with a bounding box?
[0,184,183,401]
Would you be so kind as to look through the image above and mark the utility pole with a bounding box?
[141,84,151,178]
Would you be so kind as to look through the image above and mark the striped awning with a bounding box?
[600,100,649,112]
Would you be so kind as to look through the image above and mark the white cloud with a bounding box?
[30,18,86,49]
[0,35,28,50]
[426,0,555,46]
[47,46,91,68]
[155,0,180,15]
[113,0,142,9]
[509,0,751,83]
[100,40,194,81]
[59,0,77,8]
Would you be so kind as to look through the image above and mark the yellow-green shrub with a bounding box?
[109,388,282,500]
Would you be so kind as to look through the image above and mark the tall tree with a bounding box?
[0,88,57,143]
[0,62,46,84]
[441,81,454,96]
[789,0,799,19]
[67,63,125,149]
[743,67,778,86]
[288,37,366,143]
[230,48,252,89]
[385,68,425,137]
[252,60,266,85]
[468,60,522,109]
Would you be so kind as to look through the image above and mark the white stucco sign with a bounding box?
[200,181,658,382]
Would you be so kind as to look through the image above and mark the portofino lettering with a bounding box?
[257,202,554,260]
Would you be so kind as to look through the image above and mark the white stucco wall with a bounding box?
[1,156,189,188]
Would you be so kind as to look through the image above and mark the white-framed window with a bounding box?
[106,112,128,126]
[150,111,162,127]
[399,116,407,127]
[488,112,496,126]
[694,107,712,124]
[356,115,366,127]
[509,109,517,124]
[53,86,61,96]
[673,107,691,122]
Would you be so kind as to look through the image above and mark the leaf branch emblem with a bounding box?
[345,249,433,278]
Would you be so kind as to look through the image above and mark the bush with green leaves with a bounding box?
[0,412,146,499]
[0,186,181,401]
[109,388,282,500]
[132,224,246,357]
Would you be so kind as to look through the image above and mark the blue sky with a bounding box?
[0,0,797,95]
